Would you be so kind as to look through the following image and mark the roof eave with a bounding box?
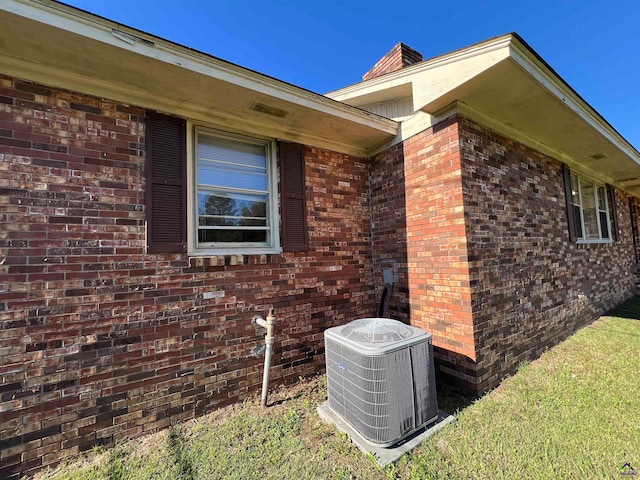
[0,0,398,157]
[328,33,640,194]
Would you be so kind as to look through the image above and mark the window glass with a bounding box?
[198,136,267,191]
[570,173,580,205]
[198,161,267,192]
[579,178,598,239]
[195,130,272,248]
[198,229,267,244]
[570,173,583,237]
[197,191,267,226]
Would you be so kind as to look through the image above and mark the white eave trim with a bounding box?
[508,38,640,168]
[3,0,398,136]
[328,31,640,170]
[327,35,514,101]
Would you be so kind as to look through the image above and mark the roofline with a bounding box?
[328,32,640,164]
[327,33,515,98]
[5,0,398,135]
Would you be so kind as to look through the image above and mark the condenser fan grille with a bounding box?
[341,318,414,344]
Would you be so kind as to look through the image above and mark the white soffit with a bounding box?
[327,35,513,107]
[0,0,398,157]
[436,39,640,190]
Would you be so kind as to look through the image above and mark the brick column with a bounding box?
[402,117,477,389]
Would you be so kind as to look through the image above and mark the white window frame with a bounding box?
[187,124,281,256]
[570,172,612,243]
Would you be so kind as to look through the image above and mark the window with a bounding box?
[194,128,277,252]
[563,165,617,242]
[145,112,308,255]
[570,173,610,240]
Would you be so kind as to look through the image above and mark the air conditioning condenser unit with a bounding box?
[324,318,438,447]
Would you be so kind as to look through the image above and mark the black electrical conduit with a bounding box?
[377,283,394,318]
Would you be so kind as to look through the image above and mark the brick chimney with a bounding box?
[362,43,423,81]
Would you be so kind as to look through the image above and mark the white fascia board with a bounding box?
[327,35,514,103]
[3,0,397,136]
[509,38,640,166]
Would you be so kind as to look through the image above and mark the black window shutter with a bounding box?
[279,142,308,252]
[145,112,187,253]
[562,164,577,242]
[607,184,619,241]
[629,198,638,254]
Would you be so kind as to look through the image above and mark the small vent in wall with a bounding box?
[251,102,288,118]
[590,153,607,160]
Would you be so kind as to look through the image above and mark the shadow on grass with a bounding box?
[436,381,477,415]
[607,295,640,320]
[268,373,477,415]
[266,376,328,407]
[268,391,309,408]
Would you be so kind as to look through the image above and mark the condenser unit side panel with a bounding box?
[342,353,391,445]
[326,338,347,418]
[334,348,418,446]
[385,347,415,443]
[326,339,389,424]
[410,340,439,427]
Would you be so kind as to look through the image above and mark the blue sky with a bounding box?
[63,0,640,149]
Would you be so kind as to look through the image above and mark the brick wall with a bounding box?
[0,76,375,478]
[459,117,637,392]
[630,197,640,270]
[402,117,476,366]
[371,116,478,389]
[369,142,409,320]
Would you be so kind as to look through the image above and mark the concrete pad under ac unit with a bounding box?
[317,401,456,467]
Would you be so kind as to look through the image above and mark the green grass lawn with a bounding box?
[37,299,640,480]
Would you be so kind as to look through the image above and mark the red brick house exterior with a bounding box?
[2,2,640,477]
[368,115,637,392]
[0,76,382,477]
